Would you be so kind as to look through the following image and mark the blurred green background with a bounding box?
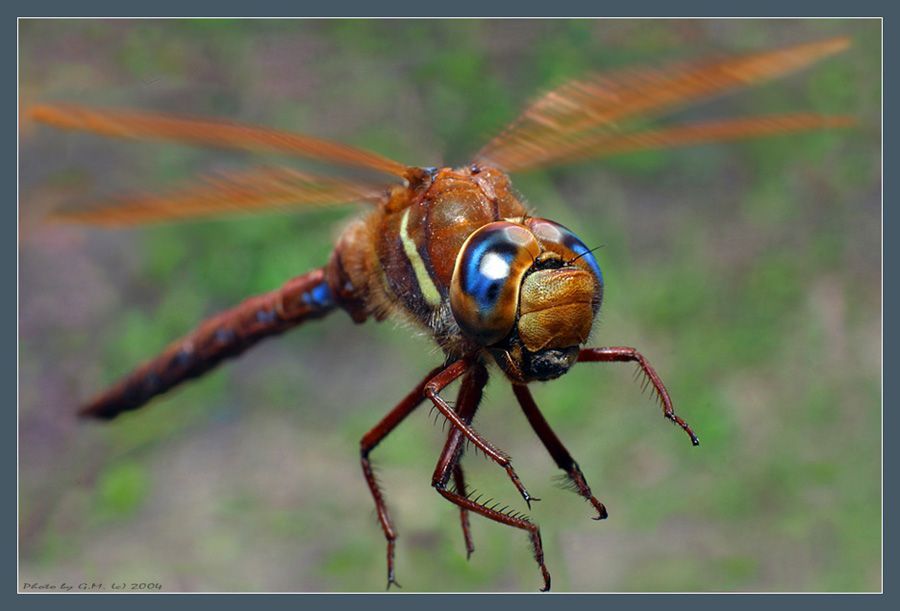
[19,19,881,592]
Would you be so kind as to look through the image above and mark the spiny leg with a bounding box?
[512,384,608,520]
[434,489,551,592]
[452,464,475,559]
[360,365,443,590]
[425,359,538,507]
[432,364,551,591]
[578,347,700,446]
[445,364,489,559]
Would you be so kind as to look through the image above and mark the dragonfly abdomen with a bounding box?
[79,267,338,420]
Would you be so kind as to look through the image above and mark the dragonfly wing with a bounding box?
[495,113,856,170]
[51,166,385,226]
[474,37,851,173]
[29,104,411,178]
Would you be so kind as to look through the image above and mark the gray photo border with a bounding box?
[9,2,892,610]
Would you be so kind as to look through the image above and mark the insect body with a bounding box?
[28,37,852,591]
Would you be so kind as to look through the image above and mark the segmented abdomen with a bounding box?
[80,268,336,420]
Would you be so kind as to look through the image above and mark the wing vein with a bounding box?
[51,166,385,226]
[29,104,410,178]
[474,37,851,172]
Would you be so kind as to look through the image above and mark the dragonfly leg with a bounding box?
[432,369,551,592]
[360,365,443,590]
[452,463,475,559]
[441,363,488,559]
[425,359,539,508]
[512,384,608,520]
[578,347,700,446]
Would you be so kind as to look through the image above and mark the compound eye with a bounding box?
[450,221,541,346]
[525,218,604,287]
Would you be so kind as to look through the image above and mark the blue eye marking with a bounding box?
[548,223,603,286]
[461,232,518,312]
[566,237,604,286]
[527,218,603,286]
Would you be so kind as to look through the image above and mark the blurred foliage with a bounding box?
[19,19,880,592]
[94,462,150,521]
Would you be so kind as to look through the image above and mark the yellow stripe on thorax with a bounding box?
[400,208,441,307]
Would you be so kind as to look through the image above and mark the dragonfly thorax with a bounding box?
[332,165,606,382]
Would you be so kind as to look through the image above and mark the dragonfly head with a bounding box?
[450,217,603,382]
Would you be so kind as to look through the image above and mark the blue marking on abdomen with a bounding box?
[301,279,336,310]
[256,308,278,324]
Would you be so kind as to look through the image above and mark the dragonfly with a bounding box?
[28,36,853,591]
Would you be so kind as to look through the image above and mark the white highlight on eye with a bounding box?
[480,252,510,280]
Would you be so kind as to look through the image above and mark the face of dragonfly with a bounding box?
[450,218,604,382]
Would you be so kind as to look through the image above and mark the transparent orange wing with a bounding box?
[489,113,857,171]
[51,166,385,227]
[474,37,852,173]
[29,104,410,178]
